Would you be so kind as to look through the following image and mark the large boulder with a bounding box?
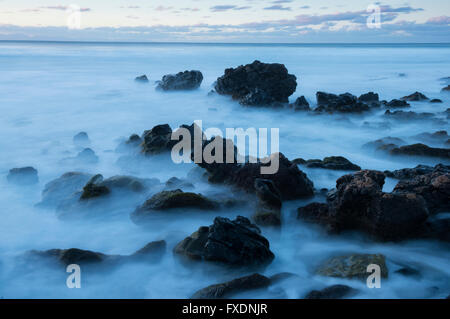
[141,124,175,155]
[7,167,39,185]
[315,92,370,113]
[289,96,310,111]
[214,60,297,106]
[298,170,429,241]
[173,216,274,267]
[384,110,434,121]
[192,273,271,299]
[316,254,388,280]
[385,99,410,108]
[156,70,203,91]
[385,164,448,180]
[198,150,314,201]
[393,165,450,214]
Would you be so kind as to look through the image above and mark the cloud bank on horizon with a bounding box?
[0,0,449,42]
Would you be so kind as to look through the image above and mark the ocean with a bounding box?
[0,41,449,298]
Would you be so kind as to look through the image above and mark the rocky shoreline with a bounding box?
[4,60,450,299]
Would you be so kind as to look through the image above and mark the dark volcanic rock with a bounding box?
[315,92,370,113]
[393,165,450,214]
[414,131,449,144]
[80,174,110,200]
[132,189,217,222]
[401,91,429,101]
[363,137,406,151]
[385,99,410,108]
[252,179,282,226]
[290,96,310,111]
[156,70,203,91]
[173,216,274,267]
[7,167,39,185]
[141,124,175,155]
[384,164,444,180]
[430,99,443,103]
[198,149,314,200]
[192,273,271,299]
[214,60,297,106]
[305,285,357,299]
[316,254,388,280]
[442,85,450,92]
[358,92,379,103]
[135,75,149,82]
[38,172,93,207]
[389,143,450,159]
[303,156,361,171]
[298,170,429,241]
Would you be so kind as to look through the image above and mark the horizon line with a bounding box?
[1,40,450,46]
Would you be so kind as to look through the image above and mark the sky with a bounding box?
[0,0,449,42]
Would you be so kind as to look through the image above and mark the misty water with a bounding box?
[0,42,449,298]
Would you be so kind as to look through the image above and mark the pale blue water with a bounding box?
[0,41,449,298]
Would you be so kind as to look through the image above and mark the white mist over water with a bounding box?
[0,42,449,299]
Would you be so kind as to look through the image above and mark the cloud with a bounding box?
[426,16,450,25]
[264,5,291,11]
[210,5,236,12]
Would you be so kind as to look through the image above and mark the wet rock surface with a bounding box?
[297,156,361,171]
[173,216,275,267]
[289,96,310,111]
[315,92,371,113]
[401,91,429,101]
[7,167,39,185]
[298,170,430,241]
[305,284,357,299]
[132,189,217,222]
[135,75,149,82]
[214,60,297,106]
[252,179,282,226]
[316,254,388,280]
[390,143,450,159]
[192,273,271,299]
[156,70,203,91]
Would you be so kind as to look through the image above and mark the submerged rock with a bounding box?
[156,70,203,91]
[363,137,406,151]
[75,148,99,164]
[384,164,445,180]
[385,110,434,121]
[73,132,90,146]
[315,92,370,113]
[116,134,142,153]
[7,167,39,185]
[26,240,166,267]
[214,60,297,106]
[305,285,357,299]
[358,92,379,103]
[289,96,310,111]
[173,216,274,267]
[389,143,450,159]
[192,273,271,299]
[414,131,448,144]
[252,179,282,226]
[135,75,149,82]
[133,189,216,215]
[80,174,148,201]
[38,172,93,207]
[401,91,429,101]
[430,99,443,103]
[301,156,361,171]
[316,254,388,280]
[442,85,450,92]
